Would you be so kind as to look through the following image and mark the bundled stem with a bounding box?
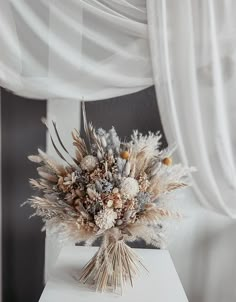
[79,231,146,293]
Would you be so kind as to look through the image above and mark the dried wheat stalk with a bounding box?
[79,234,147,293]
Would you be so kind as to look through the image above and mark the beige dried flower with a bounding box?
[58,176,69,192]
[113,195,123,209]
[112,187,119,194]
[80,155,98,172]
[120,177,139,198]
[95,208,117,230]
[107,200,113,207]
[138,172,150,191]
[89,167,103,181]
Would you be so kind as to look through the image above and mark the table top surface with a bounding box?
[39,246,188,302]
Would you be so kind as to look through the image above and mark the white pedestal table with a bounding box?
[39,246,189,302]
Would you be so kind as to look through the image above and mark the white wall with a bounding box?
[46,99,236,302]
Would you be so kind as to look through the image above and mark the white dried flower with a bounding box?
[116,219,123,226]
[80,155,98,172]
[120,177,139,198]
[95,208,117,230]
[112,187,119,194]
[107,200,113,207]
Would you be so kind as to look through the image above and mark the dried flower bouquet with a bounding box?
[25,110,194,293]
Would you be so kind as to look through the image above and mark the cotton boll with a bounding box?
[120,177,139,198]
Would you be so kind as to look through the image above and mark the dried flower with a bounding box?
[80,155,98,171]
[136,192,151,209]
[112,187,119,194]
[100,179,113,193]
[113,196,123,209]
[95,208,117,230]
[107,200,113,207]
[120,177,139,198]
[97,128,106,136]
[120,151,130,160]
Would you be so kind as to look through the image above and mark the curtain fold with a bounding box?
[147,0,236,217]
[0,0,152,100]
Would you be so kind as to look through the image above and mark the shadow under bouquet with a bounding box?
[25,113,194,293]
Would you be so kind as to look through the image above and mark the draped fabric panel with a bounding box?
[147,0,236,217]
[0,0,152,100]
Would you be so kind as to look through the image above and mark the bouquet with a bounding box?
[25,111,194,293]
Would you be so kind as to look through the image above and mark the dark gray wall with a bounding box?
[1,89,46,302]
[83,86,167,147]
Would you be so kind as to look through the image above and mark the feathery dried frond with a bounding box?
[37,149,67,176]
[72,129,88,161]
[29,178,53,191]
[28,155,43,163]
[137,204,181,225]
[148,164,195,200]
[25,196,79,220]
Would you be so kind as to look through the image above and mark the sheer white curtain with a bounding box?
[0,0,152,100]
[147,0,236,217]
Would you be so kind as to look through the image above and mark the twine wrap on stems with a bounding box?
[79,228,147,293]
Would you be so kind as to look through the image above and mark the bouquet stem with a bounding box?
[79,232,146,293]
